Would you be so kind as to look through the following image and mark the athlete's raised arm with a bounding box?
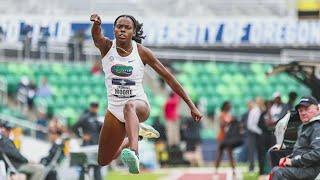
[90,14,112,57]
[138,45,202,122]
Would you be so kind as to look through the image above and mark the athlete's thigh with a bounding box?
[98,110,126,165]
[131,99,150,122]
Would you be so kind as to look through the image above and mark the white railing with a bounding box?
[2,40,320,64]
[0,40,283,63]
[281,49,320,63]
[152,49,282,64]
[0,113,48,138]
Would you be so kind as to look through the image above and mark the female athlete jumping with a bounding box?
[91,14,202,174]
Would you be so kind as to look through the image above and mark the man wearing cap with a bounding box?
[73,102,102,146]
[270,96,320,180]
[0,121,13,139]
[0,122,45,180]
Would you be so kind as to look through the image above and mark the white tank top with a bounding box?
[101,39,148,106]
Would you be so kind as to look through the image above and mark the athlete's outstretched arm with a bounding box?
[139,46,202,122]
[90,14,112,57]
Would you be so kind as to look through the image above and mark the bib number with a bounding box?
[111,78,136,98]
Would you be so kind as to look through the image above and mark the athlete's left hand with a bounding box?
[190,107,202,122]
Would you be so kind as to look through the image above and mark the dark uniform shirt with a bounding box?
[0,135,28,169]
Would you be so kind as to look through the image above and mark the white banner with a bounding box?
[0,16,320,46]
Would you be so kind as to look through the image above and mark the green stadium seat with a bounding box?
[205,62,219,75]
[0,63,8,74]
[237,63,250,73]
[250,63,264,74]
[6,76,20,94]
[183,62,197,74]
[216,84,229,96]
[194,62,205,72]
[69,86,81,95]
[8,64,20,74]
[227,63,239,74]
[221,74,234,85]
[52,63,66,76]
[233,74,248,86]
[177,74,189,85]
[263,64,273,72]
[199,74,211,85]
[256,74,268,85]
[79,75,90,83]
[19,64,33,76]
[81,86,92,95]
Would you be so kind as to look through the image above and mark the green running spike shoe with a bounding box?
[121,148,140,174]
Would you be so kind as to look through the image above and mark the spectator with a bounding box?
[257,100,276,175]
[73,102,102,145]
[270,96,320,180]
[40,128,65,179]
[68,34,76,61]
[247,98,264,172]
[16,76,30,107]
[48,116,66,134]
[27,80,37,110]
[164,92,180,148]
[283,91,298,112]
[36,77,53,99]
[152,117,167,143]
[36,111,48,140]
[38,27,50,59]
[270,92,286,124]
[0,121,13,139]
[72,102,102,180]
[0,129,45,180]
[91,60,102,75]
[74,29,85,61]
[215,101,236,174]
[16,76,37,111]
[238,100,254,163]
[151,117,168,166]
[247,97,267,175]
[0,122,23,151]
[181,114,203,166]
[20,24,33,59]
[68,29,85,61]
[269,108,301,167]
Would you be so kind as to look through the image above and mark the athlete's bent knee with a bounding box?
[124,101,136,113]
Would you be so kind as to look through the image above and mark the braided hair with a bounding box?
[114,15,145,43]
